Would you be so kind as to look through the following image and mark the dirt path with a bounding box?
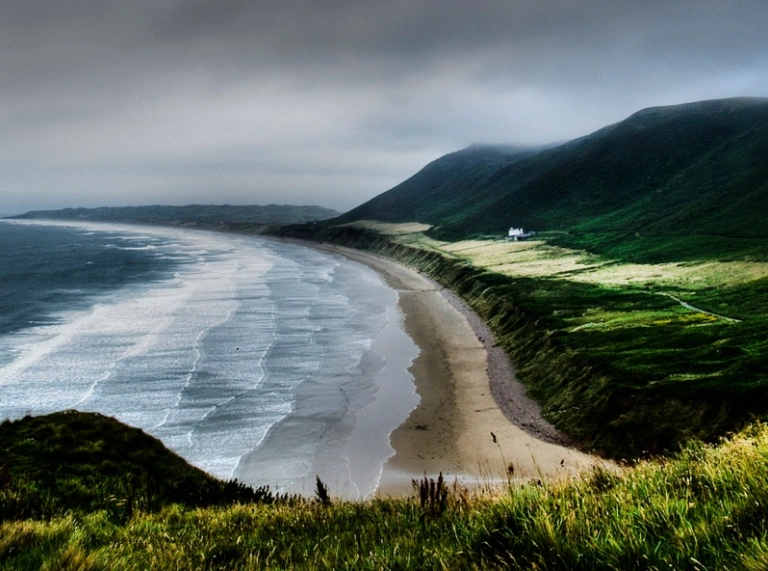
[658,292,741,323]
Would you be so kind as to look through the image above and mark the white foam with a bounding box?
[1,221,421,494]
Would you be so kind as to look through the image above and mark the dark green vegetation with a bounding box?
[271,224,768,458]
[339,98,768,263]
[5,96,768,567]
[499,278,768,456]
[0,411,275,523]
[336,143,543,232]
[9,203,339,230]
[5,412,768,569]
[281,97,768,458]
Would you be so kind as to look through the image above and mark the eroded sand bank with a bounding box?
[313,244,606,495]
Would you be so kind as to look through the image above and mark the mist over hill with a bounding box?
[339,97,768,259]
[8,98,768,262]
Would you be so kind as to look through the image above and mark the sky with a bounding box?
[1,1,767,215]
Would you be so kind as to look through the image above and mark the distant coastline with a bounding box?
[6,204,339,230]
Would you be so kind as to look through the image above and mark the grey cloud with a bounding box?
[1,1,767,214]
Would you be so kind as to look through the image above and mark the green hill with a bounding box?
[335,144,542,227]
[6,411,768,569]
[274,97,768,458]
[340,98,768,261]
[0,411,273,522]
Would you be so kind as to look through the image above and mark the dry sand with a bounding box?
[314,244,606,496]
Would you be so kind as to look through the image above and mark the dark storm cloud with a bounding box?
[1,1,767,213]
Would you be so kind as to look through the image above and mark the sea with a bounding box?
[0,219,420,499]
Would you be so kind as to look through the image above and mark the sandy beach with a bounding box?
[316,244,605,495]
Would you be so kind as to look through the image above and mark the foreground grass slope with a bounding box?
[4,412,768,569]
[0,411,274,523]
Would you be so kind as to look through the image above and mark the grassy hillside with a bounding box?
[340,98,768,263]
[295,98,768,457]
[5,412,768,569]
[336,144,542,227]
[272,222,768,458]
[0,411,274,523]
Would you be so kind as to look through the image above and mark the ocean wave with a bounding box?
[0,221,419,498]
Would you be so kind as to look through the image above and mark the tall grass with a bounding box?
[480,423,768,569]
[4,424,768,569]
[0,412,277,523]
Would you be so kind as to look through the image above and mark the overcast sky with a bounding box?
[1,1,767,214]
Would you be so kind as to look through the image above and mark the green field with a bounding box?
[5,97,768,568]
[319,99,768,458]
[286,220,768,458]
[338,99,768,250]
[5,412,768,570]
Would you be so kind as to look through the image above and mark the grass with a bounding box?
[276,221,768,458]
[0,411,277,523]
[4,412,768,569]
[477,422,768,570]
[339,99,768,259]
[3,216,768,568]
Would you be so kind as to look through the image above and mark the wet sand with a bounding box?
[314,244,605,496]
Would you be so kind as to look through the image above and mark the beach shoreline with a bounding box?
[309,243,605,496]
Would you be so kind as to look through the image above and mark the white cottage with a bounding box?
[508,227,536,241]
